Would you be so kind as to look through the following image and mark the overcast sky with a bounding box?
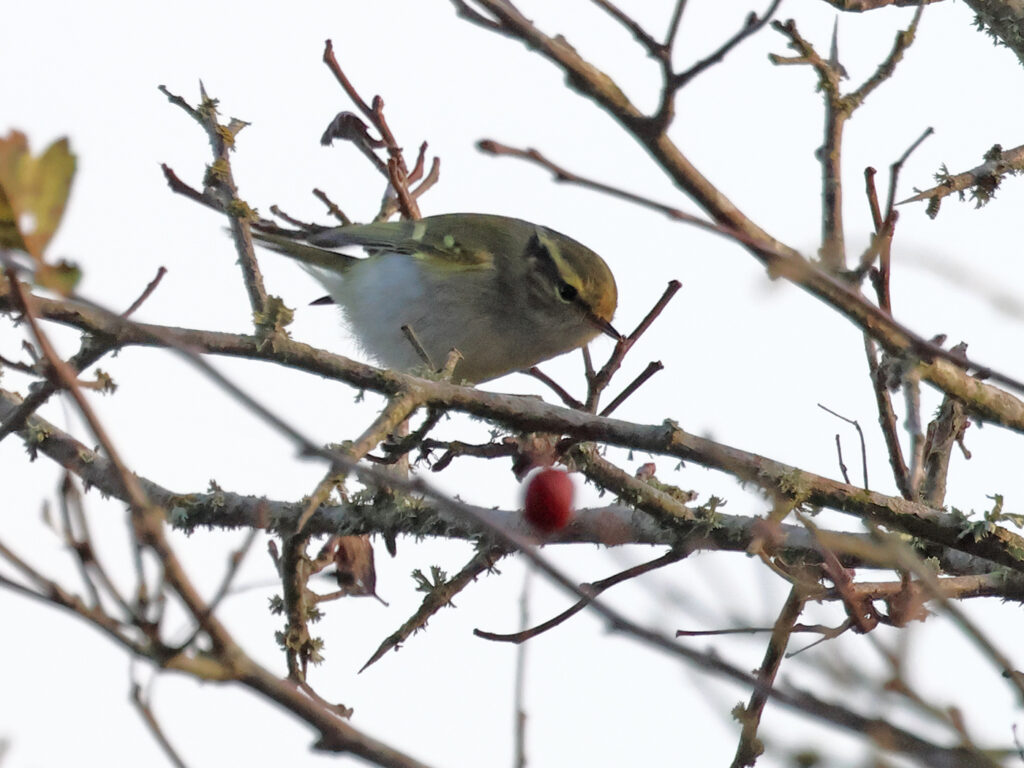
[3,2,1024,767]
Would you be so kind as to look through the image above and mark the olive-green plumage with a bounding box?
[254,213,619,383]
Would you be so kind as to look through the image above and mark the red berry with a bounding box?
[523,468,574,532]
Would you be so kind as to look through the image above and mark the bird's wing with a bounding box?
[308,216,498,270]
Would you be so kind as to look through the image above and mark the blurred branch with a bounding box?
[920,393,970,507]
[731,587,805,768]
[130,682,190,768]
[818,0,941,7]
[121,266,168,318]
[963,0,1024,68]
[865,337,913,498]
[0,333,114,443]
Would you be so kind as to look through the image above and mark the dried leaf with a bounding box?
[886,574,931,627]
[333,534,379,599]
[0,131,76,262]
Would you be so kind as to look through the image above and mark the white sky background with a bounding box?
[2,1,1024,766]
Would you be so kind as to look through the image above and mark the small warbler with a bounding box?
[254,213,620,383]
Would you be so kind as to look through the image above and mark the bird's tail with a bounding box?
[251,230,358,274]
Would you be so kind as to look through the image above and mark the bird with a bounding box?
[253,213,620,383]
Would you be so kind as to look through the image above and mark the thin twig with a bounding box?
[475,548,688,643]
[871,524,1024,703]
[0,351,37,375]
[524,367,584,409]
[379,407,445,463]
[479,141,711,227]
[312,188,352,225]
[865,166,883,231]
[512,568,530,768]
[885,126,934,215]
[672,1,780,89]
[817,403,868,489]
[131,682,190,768]
[176,526,260,651]
[387,156,422,221]
[269,205,319,230]
[599,361,664,417]
[904,371,925,496]
[321,41,375,119]
[426,438,517,472]
[122,267,168,318]
[0,334,114,443]
[860,341,916,497]
[653,1,780,131]
[664,0,689,51]
[847,2,926,109]
[59,472,132,616]
[901,142,1024,213]
[591,0,661,53]
[834,434,851,485]
[586,280,680,411]
[401,324,436,371]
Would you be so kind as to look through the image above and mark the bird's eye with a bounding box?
[557,280,578,302]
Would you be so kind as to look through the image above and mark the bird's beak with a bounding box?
[590,314,623,342]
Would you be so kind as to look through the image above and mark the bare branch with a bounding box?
[159,85,268,316]
[817,403,869,489]
[478,140,712,226]
[590,0,662,54]
[671,1,780,90]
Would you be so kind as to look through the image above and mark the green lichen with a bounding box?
[253,295,294,337]
[23,422,51,460]
[204,158,230,186]
[225,198,257,221]
[412,565,448,593]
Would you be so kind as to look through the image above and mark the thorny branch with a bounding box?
[902,142,1024,217]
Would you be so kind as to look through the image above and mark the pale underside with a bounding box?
[307,253,600,382]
